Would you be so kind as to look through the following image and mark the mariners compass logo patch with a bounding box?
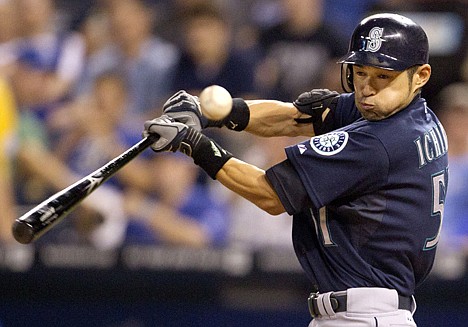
[310,131,349,156]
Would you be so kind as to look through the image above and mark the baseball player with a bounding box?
[143,13,448,326]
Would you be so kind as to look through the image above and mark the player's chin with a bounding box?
[357,107,382,121]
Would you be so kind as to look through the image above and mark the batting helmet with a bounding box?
[338,13,429,92]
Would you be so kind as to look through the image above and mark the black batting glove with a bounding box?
[293,89,340,135]
[163,90,206,131]
[144,115,233,179]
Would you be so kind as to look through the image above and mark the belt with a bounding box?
[308,291,413,318]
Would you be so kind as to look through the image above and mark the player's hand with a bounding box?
[143,115,190,153]
[293,89,340,116]
[162,90,208,131]
[143,115,233,180]
[162,90,249,131]
[293,89,340,135]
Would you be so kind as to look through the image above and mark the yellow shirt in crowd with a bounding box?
[0,77,17,172]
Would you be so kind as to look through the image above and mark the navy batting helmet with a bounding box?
[338,13,429,92]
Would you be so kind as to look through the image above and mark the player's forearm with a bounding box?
[244,100,314,137]
[216,157,286,215]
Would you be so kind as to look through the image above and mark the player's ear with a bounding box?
[413,64,431,89]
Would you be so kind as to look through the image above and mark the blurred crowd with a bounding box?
[0,0,467,276]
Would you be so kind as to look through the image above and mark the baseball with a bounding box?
[199,85,233,120]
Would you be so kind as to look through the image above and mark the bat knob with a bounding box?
[12,220,35,244]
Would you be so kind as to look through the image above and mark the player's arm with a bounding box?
[143,116,284,214]
[215,157,285,215]
[162,89,340,137]
[245,89,340,136]
[243,100,313,137]
[143,116,312,216]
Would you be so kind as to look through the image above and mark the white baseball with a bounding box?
[199,85,233,120]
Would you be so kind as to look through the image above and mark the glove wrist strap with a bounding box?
[181,127,233,179]
[225,98,250,131]
[205,98,250,131]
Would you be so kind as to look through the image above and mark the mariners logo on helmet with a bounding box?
[310,131,348,156]
[364,27,384,52]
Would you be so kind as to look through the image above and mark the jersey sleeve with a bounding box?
[285,129,390,209]
[265,160,312,215]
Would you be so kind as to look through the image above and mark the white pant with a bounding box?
[308,288,417,327]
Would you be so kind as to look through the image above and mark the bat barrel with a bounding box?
[12,205,66,244]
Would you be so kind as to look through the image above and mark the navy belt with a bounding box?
[308,291,413,318]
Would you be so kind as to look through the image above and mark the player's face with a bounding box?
[352,65,418,121]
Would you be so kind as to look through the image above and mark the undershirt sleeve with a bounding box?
[266,159,313,215]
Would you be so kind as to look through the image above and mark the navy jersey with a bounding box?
[266,93,448,296]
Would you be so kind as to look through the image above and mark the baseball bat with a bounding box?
[12,134,158,244]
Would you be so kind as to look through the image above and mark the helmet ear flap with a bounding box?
[341,64,354,92]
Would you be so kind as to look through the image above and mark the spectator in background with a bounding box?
[433,83,468,279]
[170,1,258,162]
[125,153,230,247]
[8,57,56,211]
[0,0,21,76]
[10,71,127,250]
[171,1,257,99]
[102,0,179,119]
[0,1,20,244]
[255,0,347,100]
[72,7,114,97]
[50,75,155,196]
[13,0,86,121]
[53,0,96,32]
[48,71,141,184]
[323,0,379,41]
[0,77,18,244]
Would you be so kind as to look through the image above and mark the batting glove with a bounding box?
[293,89,340,135]
[162,90,207,131]
[143,115,189,152]
[144,115,233,179]
[163,90,250,132]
